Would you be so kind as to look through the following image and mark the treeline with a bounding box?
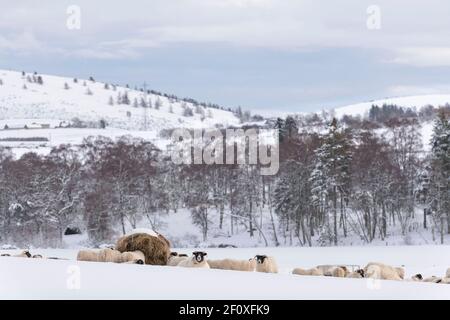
[0,111,449,247]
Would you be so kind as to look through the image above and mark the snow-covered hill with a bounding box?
[0,69,239,132]
[333,94,450,118]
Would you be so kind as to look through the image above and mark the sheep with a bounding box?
[77,249,100,262]
[116,232,171,265]
[98,248,123,263]
[292,267,324,276]
[440,278,450,284]
[395,267,405,280]
[332,266,348,278]
[13,250,32,258]
[316,265,338,276]
[423,276,442,283]
[364,262,403,281]
[255,255,278,273]
[167,254,189,266]
[177,252,210,268]
[315,265,348,277]
[346,269,365,278]
[120,250,145,264]
[208,258,256,272]
[410,274,423,282]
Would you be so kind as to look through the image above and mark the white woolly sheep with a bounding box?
[346,269,365,278]
[97,248,123,263]
[167,254,189,266]
[423,276,442,283]
[410,274,423,282]
[177,251,210,268]
[255,255,278,273]
[120,250,145,264]
[208,258,256,272]
[13,250,31,258]
[364,262,403,281]
[76,249,100,262]
[316,265,338,276]
[292,267,324,276]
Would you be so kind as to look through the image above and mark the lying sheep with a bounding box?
[315,265,348,277]
[395,267,405,280]
[208,258,256,272]
[423,276,442,283]
[292,267,323,276]
[98,248,122,263]
[364,262,403,281]
[255,255,278,273]
[13,250,31,258]
[116,232,171,265]
[77,249,100,262]
[120,250,145,264]
[332,266,348,278]
[177,251,210,268]
[167,253,189,266]
[346,269,365,278]
[410,274,423,282]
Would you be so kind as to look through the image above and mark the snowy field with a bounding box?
[1,246,450,299]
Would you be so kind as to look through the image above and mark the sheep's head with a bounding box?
[413,274,423,280]
[136,259,144,265]
[192,251,207,263]
[255,255,268,264]
[170,252,178,257]
[23,250,31,258]
[357,269,365,278]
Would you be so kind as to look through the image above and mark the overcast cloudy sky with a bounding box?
[1,0,450,113]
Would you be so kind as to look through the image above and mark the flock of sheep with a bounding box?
[2,231,450,285]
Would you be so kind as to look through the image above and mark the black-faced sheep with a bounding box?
[292,267,323,276]
[116,232,171,265]
[120,250,145,264]
[410,274,423,282]
[13,250,31,258]
[364,262,403,281]
[177,251,210,268]
[255,255,278,273]
[346,269,365,278]
[208,258,256,272]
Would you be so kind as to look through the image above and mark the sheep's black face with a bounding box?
[24,251,31,258]
[415,274,423,280]
[136,259,144,265]
[170,252,178,257]
[193,251,207,263]
[255,255,267,264]
[357,269,365,278]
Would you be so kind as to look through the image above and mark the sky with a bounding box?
[1,0,450,114]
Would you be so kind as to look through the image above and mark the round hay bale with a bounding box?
[115,233,170,265]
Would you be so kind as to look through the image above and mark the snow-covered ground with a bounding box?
[1,245,449,299]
